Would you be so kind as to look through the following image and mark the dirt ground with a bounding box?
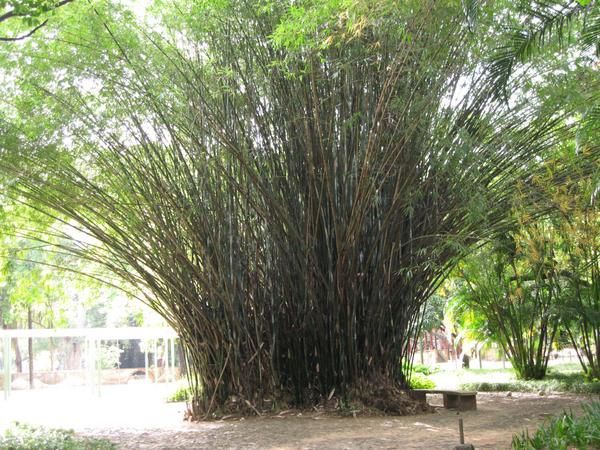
[81,392,594,449]
[1,384,596,449]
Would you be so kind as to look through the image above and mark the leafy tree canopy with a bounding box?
[0,0,74,41]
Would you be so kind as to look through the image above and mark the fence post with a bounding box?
[3,334,11,400]
[170,337,175,382]
[153,339,158,382]
[85,337,91,393]
[163,336,170,382]
[95,339,102,397]
[144,340,149,383]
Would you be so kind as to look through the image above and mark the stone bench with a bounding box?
[409,389,477,411]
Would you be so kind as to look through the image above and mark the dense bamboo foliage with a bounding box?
[1,0,599,417]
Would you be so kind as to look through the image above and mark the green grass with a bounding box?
[426,362,599,394]
[0,423,115,450]
[411,364,439,376]
[462,379,600,394]
[511,401,600,450]
[458,364,600,394]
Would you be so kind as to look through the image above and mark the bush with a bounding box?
[0,423,115,450]
[409,372,436,389]
[584,368,600,383]
[98,344,123,370]
[411,364,438,376]
[511,402,600,449]
[167,385,190,402]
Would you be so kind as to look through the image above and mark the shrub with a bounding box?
[584,368,600,383]
[409,372,436,389]
[98,344,123,370]
[412,364,438,376]
[167,385,190,403]
[511,402,600,449]
[0,423,115,450]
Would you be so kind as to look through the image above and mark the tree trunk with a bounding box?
[65,338,83,370]
[11,338,22,373]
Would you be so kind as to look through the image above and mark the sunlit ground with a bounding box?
[0,359,589,447]
[0,363,594,449]
[1,384,590,449]
[0,381,189,431]
[0,359,583,433]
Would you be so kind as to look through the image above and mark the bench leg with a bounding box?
[443,393,458,409]
[443,394,477,411]
[459,395,477,411]
[409,391,427,403]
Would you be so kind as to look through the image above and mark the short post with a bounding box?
[3,335,11,400]
[453,416,475,450]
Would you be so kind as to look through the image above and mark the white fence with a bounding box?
[0,327,178,400]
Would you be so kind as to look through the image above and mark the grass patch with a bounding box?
[411,364,439,376]
[460,366,600,394]
[511,401,600,449]
[0,423,115,450]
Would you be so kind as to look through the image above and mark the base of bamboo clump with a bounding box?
[183,378,434,421]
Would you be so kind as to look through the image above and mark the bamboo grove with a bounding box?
[1,0,598,417]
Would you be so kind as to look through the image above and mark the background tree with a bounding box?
[456,221,564,380]
[447,289,501,369]
[0,195,161,383]
[489,0,599,99]
[541,165,600,379]
[0,0,75,41]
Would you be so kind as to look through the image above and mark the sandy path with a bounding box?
[81,392,595,449]
[1,384,596,449]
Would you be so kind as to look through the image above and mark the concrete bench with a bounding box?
[409,389,477,411]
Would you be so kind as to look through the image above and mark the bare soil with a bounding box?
[79,392,596,449]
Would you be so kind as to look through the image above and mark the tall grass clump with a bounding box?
[512,402,600,450]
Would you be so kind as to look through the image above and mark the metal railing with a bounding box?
[0,327,178,400]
